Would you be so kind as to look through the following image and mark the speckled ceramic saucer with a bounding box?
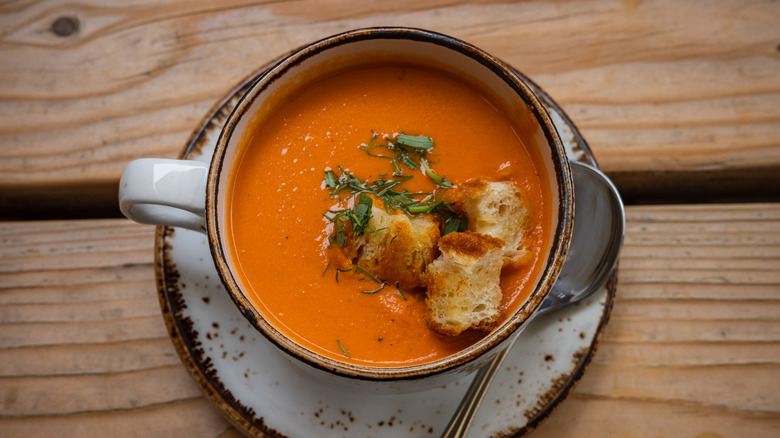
[155,66,616,438]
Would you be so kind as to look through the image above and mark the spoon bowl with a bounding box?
[538,160,625,314]
[441,160,625,438]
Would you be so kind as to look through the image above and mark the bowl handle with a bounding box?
[118,158,208,232]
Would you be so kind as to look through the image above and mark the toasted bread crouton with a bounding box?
[343,207,440,290]
[450,179,532,262]
[424,231,505,336]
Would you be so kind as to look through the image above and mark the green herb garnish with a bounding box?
[350,263,382,284]
[395,134,434,150]
[361,283,386,295]
[349,194,373,234]
[324,167,454,220]
[442,213,468,236]
[323,132,463,290]
[359,132,434,174]
[337,340,351,358]
[335,268,351,283]
[359,132,381,151]
[324,193,375,247]
[421,158,453,188]
[395,282,407,301]
[324,170,337,189]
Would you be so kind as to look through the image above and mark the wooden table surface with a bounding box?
[1,1,779,437]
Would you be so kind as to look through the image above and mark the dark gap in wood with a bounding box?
[610,166,780,207]
[0,166,778,221]
[0,183,121,221]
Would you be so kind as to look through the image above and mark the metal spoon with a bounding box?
[440,161,626,438]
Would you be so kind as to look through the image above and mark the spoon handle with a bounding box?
[439,348,510,438]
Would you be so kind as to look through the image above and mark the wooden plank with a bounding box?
[0,204,778,436]
[0,217,238,435]
[534,397,780,438]
[0,398,233,438]
[532,203,780,437]
[1,0,778,218]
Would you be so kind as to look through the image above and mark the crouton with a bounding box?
[449,178,532,262]
[342,207,440,290]
[424,231,505,336]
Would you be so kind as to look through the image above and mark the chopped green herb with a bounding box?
[395,282,407,301]
[359,132,381,151]
[325,166,455,221]
[420,158,453,188]
[322,260,332,277]
[443,214,468,236]
[366,224,388,235]
[335,268,351,283]
[391,159,403,176]
[350,264,382,284]
[323,193,376,247]
[361,283,386,295]
[323,132,463,257]
[396,134,434,150]
[348,194,373,235]
[407,198,444,215]
[334,230,347,247]
[324,170,337,189]
[397,154,418,170]
[356,132,434,174]
[337,339,351,358]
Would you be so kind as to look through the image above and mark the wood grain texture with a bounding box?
[533,203,780,438]
[0,219,235,436]
[1,204,778,437]
[1,0,779,218]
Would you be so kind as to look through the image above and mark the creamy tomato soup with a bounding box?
[228,61,551,367]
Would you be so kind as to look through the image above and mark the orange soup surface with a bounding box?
[228,62,551,367]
